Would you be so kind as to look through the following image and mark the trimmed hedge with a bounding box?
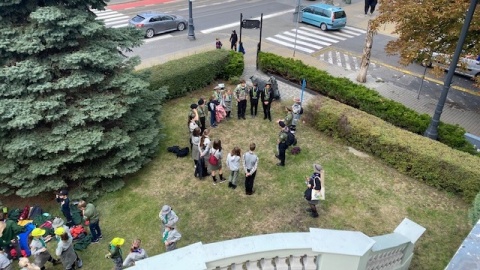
[146,50,244,99]
[258,52,477,155]
[304,97,480,202]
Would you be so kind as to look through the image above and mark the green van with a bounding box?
[301,3,347,31]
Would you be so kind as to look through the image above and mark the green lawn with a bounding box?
[9,84,470,270]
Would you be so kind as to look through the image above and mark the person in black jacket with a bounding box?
[260,81,274,121]
[304,164,322,218]
[249,82,260,118]
[55,189,73,227]
[229,30,238,51]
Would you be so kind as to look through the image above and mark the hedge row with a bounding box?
[304,97,480,202]
[257,52,477,155]
[145,50,244,99]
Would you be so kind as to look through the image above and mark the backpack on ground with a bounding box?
[285,131,296,147]
[167,146,180,153]
[176,147,189,158]
[70,225,87,240]
[19,205,30,220]
[28,205,43,220]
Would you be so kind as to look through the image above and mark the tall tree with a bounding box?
[372,0,480,65]
[357,20,376,83]
[0,0,166,199]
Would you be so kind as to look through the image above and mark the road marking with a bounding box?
[299,27,347,41]
[273,35,322,50]
[112,24,129,28]
[344,26,367,34]
[144,34,174,43]
[266,37,314,54]
[294,29,339,43]
[283,31,332,47]
[201,9,294,34]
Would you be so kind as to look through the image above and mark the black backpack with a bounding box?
[28,205,43,220]
[285,131,296,147]
[167,146,180,153]
[176,147,189,158]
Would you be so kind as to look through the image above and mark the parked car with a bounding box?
[422,52,480,79]
[129,12,188,38]
[301,3,347,31]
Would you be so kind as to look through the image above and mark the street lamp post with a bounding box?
[424,0,478,139]
[188,0,195,40]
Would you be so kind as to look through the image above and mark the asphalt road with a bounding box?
[105,0,479,113]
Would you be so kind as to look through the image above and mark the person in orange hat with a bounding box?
[30,228,60,270]
[105,237,124,270]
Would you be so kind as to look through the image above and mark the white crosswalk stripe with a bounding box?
[265,25,365,55]
[91,9,129,28]
[318,50,378,71]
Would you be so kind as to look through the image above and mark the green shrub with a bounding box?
[305,97,480,202]
[258,52,477,155]
[145,50,244,100]
[469,193,480,226]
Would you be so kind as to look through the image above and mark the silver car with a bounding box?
[423,52,480,79]
[129,12,188,38]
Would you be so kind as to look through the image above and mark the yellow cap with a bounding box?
[31,228,46,237]
[54,227,65,236]
[111,237,125,246]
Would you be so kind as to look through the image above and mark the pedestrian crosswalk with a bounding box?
[266,26,366,54]
[91,9,129,28]
[318,50,378,71]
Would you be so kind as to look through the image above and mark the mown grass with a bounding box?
[9,83,470,270]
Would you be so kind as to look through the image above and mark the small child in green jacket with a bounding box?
[105,237,124,270]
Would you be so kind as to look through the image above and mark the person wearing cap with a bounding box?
[291,97,303,133]
[51,217,72,238]
[234,79,249,120]
[77,200,102,244]
[243,142,259,195]
[276,121,289,167]
[197,98,207,134]
[0,246,12,270]
[105,237,124,270]
[162,224,181,252]
[123,239,148,267]
[159,205,179,232]
[304,164,323,218]
[55,189,73,227]
[260,81,274,121]
[30,228,60,269]
[18,257,40,270]
[249,82,260,118]
[54,227,80,270]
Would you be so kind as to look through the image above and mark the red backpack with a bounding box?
[19,205,30,220]
[70,225,87,239]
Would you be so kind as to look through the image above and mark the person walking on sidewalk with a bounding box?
[261,81,274,121]
[229,30,238,51]
[215,38,222,49]
[77,200,102,243]
[243,142,259,195]
[364,0,378,15]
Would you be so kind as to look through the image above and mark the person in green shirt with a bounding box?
[276,121,288,167]
[77,200,102,243]
[105,237,124,270]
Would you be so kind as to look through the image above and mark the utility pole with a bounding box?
[187,0,195,40]
[425,0,478,139]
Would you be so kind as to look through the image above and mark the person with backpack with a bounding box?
[243,142,259,195]
[207,96,217,128]
[55,190,73,227]
[208,139,225,185]
[276,121,289,167]
[291,97,303,133]
[261,81,274,121]
[304,164,323,218]
[77,200,102,244]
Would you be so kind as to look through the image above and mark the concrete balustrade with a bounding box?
[130,218,424,270]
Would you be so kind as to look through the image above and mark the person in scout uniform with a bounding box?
[30,228,60,270]
[304,164,323,218]
[105,237,124,270]
[223,88,233,119]
[197,98,207,134]
[0,245,13,270]
[54,227,80,270]
[276,121,289,167]
[123,239,148,267]
[249,82,260,118]
[291,97,303,133]
[51,217,72,238]
[77,200,102,244]
[278,106,293,128]
[260,81,274,121]
[234,79,248,120]
[159,205,179,232]
[162,224,181,252]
